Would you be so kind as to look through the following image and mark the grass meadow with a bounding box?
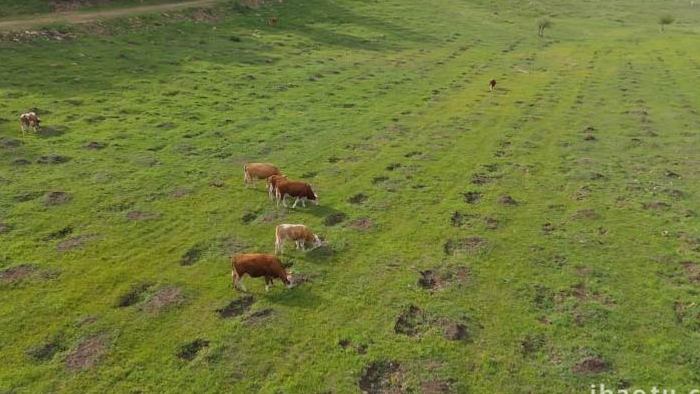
[1,0,699,392]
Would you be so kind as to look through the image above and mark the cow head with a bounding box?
[285,269,296,288]
[312,192,319,205]
[312,234,324,248]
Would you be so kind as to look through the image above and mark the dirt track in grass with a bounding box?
[0,0,218,31]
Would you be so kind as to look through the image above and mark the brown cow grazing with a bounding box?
[276,180,318,208]
[275,224,323,254]
[19,112,41,135]
[231,253,294,292]
[244,163,281,188]
[489,79,497,92]
[266,174,288,201]
[268,16,278,26]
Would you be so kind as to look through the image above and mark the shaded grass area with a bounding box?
[0,0,699,392]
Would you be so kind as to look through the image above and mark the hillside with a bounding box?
[0,0,699,392]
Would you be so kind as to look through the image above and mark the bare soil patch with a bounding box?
[217,237,247,256]
[217,295,254,318]
[520,334,546,355]
[498,195,518,206]
[394,305,428,336]
[681,262,700,283]
[126,211,160,221]
[338,338,367,354]
[484,216,499,230]
[170,187,191,198]
[421,379,454,394]
[27,340,65,362]
[44,226,73,240]
[177,339,209,361]
[65,335,108,371]
[0,137,22,149]
[115,282,153,308]
[440,319,469,341]
[348,218,374,230]
[418,267,469,291]
[245,308,274,324]
[572,208,600,220]
[241,212,258,224]
[450,212,479,228]
[358,360,407,394]
[44,191,72,206]
[57,234,97,251]
[180,244,204,266]
[36,154,70,164]
[84,141,107,150]
[463,191,481,204]
[142,286,184,313]
[324,212,347,226]
[643,201,670,210]
[572,357,610,374]
[348,193,368,204]
[1,264,37,284]
[471,173,492,185]
[209,179,225,188]
[443,237,487,256]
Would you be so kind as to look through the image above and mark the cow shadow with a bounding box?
[36,125,68,138]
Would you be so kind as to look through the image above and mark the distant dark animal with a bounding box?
[19,112,41,135]
[275,224,323,254]
[268,16,278,26]
[243,163,281,188]
[266,174,288,201]
[276,180,318,208]
[489,79,497,92]
[231,253,293,292]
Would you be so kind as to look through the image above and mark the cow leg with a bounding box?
[301,198,307,207]
[281,194,288,207]
[265,277,272,292]
[292,197,300,208]
[233,270,245,291]
[275,238,283,255]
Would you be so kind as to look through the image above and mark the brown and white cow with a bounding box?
[275,180,318,208]
[489,79,497,92]
[231,253,294,292]
[243,163,281,188]
[266,174,287,201]
[275,224,323,254]
[19,112,41,135]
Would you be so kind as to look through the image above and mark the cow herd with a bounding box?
[233,163,324,292]
[18,78,500,293]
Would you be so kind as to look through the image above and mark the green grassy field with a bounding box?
[1,0,699,392]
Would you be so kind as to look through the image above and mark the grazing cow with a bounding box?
[489,79,497,92]
[244,163,281,188]
[276,180,318,208]
[266,174,288,201]
[268,16,278,26]
[275,224,323,254]
[231,253,293,292]
[19,112,41,135]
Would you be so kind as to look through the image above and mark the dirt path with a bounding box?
[0,0,219,31]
